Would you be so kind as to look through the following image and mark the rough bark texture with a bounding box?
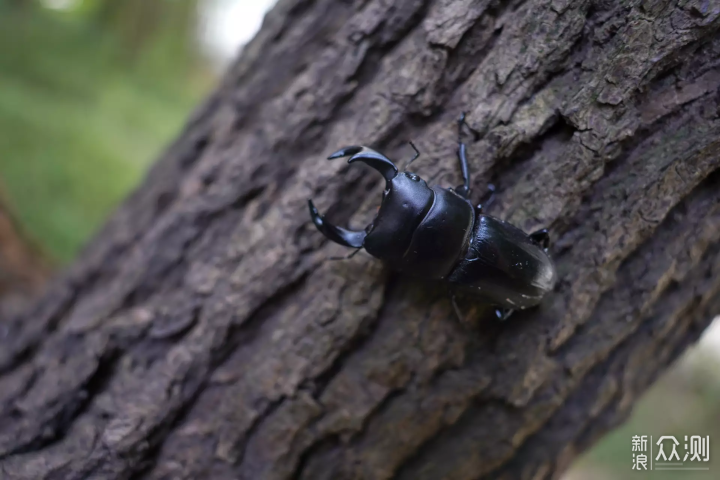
[2,0,720,479]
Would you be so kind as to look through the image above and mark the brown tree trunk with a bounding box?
[0,190,49,299]
[1,0,720,479]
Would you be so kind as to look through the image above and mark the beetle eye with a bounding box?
[407,173,420,181]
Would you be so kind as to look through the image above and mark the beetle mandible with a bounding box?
[307,113,556,320]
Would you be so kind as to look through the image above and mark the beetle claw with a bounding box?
[327,146,364,159]
[327,145,398,183]
[308,199,366,248]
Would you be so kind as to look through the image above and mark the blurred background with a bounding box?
[0,0,717,477]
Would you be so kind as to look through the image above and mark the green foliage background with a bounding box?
[0,0,213,262]
[566,347,720,480]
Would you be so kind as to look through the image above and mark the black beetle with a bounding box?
[308,114,556,320]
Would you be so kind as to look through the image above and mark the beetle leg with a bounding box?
[455,144,471,199]
[450,293,464,322]
[529,228,550,250]
[495,307,514,321]
[455,113,481,199]
[455,118,472,199]
[458,112,481,139]
[327,248,361,261]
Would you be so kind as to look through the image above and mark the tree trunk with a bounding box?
[2,0,720,479]
[0,189,49,299]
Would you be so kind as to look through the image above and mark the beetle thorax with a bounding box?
[364,172,434,262]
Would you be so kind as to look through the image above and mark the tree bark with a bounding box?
[2,0,720,479]
[0,189,49,299]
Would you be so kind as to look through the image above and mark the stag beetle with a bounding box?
[308,114,556,320]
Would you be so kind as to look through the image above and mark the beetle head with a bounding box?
[308,146,434,263]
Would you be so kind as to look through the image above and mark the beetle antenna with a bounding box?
[405,141,420,168]
[483,183,497,209]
